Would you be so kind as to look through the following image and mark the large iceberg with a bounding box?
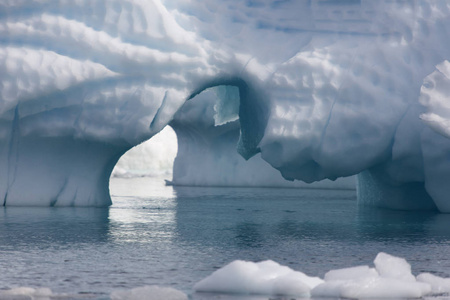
[2,0,450,210]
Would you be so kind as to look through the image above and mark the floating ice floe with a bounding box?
[110,285,188,300]
[0,287,53,299]
[194,252,450,299]
[0,285,189,300]
[194,260,323,297]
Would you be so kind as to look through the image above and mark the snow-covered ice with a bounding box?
[194,252,450,299]
[2,1,450,210]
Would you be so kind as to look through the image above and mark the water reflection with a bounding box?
[108,178,177,244]
[356,208,440,242]
[172,185,450,277]
[173,185,450,245]
[0,207,110,247]
[3,181,447,250]
[234,222,264,248]
[2,182,450,255]
[1,178,450,297]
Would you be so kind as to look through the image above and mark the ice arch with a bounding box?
[2,0,450,212]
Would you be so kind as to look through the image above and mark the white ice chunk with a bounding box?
[312,277,431,299]
[110,285,188,300]
[312,253,432,298]
[0,287,53,298]
[193,260,323,297]
[324,265,378,281]
[374,252,416,282]
[196,253,438,299]
[417,273,450,294]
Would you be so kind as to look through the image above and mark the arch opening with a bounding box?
[169,83,355,189]
[108,126,178,198]
[109,79,356,200]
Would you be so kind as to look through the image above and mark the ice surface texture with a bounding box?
[2,1,450,209]
[195,252,450,298]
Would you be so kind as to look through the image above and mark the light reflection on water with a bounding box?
[0,177,450,299]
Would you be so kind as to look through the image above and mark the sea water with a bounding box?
[1,177,450,299]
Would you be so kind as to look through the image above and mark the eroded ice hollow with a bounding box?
[2,0,450,211]
[112,85,355,188]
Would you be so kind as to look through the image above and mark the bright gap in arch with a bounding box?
[111,126,178,179]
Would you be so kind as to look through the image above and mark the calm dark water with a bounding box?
[1,177,450,299]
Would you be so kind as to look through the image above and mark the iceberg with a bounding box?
[2,1,450,210]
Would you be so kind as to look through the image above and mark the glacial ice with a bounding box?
[195,252,448,299]
[2,1,450,209]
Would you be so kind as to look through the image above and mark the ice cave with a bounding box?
[2,0,450,211]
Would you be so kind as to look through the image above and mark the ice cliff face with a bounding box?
[2,0,450,210]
